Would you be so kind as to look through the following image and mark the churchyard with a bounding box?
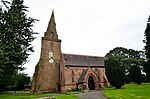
[0,91,79,99]
[104,83,150,99]
[0,83,149,99]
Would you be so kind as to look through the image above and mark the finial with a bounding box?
[52,9,54,17]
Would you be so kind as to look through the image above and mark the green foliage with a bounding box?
[0,0,37,91]
[129,65,142,84]
[72,87,82,92]
[0,0,37,71]
[141,74,148,83]
[144,16,150,60]
[105,58,125,89]
[1,72,30,91]
[15,73,30,90]
[144,16,150,81]
[0,91,79,99]
[0,70,17,91]
[143,61,150,81]
[105,47,145,85]
[104,83,150,99]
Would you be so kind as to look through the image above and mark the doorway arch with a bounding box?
[88,76,95,90]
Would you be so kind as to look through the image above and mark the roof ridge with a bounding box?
[63,53,104,58]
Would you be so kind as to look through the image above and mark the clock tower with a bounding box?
[31,11,62,93]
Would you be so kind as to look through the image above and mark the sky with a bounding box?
[22,0,150,76]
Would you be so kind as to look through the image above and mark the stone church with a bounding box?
[31,11,109,93]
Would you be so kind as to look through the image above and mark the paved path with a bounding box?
[75,90,108,99]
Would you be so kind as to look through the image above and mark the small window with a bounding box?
[50,42,54,49]
[72,70,75,83]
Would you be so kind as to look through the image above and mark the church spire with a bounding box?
[44,11,58,40]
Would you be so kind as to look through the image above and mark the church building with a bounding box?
[31,12,109,93]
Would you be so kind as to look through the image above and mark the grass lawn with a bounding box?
[55,95,79,99]
[104,83,150,99]
[0,91,79,99]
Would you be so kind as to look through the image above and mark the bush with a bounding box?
[66,88,72,95]
[105,58,125,89]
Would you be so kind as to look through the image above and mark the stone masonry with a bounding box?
[31,11,109,93]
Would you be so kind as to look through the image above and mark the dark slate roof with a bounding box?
[78,69,88,83]
[63,53,104,66]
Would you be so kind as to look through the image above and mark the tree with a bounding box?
[143,61,150,81]
[144,16,150,81]
[0,0,37,91]
[1,72,30,91]
[129,65,142,84]
[15,73,30,90]
[105,58,125,89]
[105,47,144,85]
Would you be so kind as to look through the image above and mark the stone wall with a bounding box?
[64,66,108,91]
[31,38,61,93]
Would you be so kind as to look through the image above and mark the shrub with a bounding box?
[105,58,125,89]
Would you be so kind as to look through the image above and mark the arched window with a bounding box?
[72,70,75,83]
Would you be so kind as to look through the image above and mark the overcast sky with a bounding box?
[22,0,150,76]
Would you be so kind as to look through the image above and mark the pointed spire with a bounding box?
[51,10,54,18]
[44,10,58,40]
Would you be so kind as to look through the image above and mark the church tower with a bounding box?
[31,11,61,93]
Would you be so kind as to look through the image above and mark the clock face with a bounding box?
[49,58,54,63]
